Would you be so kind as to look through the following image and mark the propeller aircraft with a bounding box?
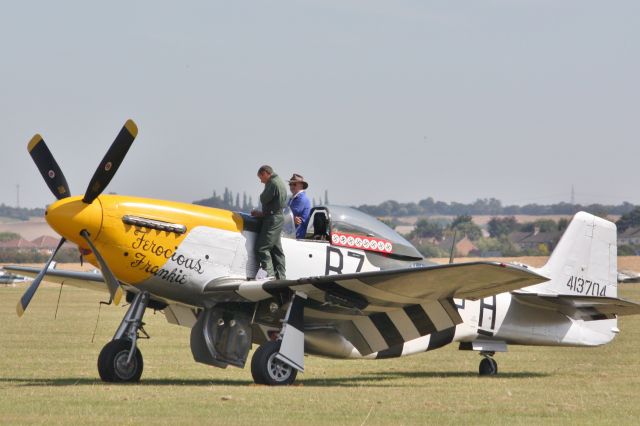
[6,119,640,385]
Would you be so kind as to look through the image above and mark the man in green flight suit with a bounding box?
[251,165,288,280]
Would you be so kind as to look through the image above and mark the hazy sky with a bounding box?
[1,1,638,209]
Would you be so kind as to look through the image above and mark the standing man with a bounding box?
[287,173,311,239]
[251,165,288,280]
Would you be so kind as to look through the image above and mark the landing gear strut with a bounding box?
[98,291,150,382]
[478,351,498,376]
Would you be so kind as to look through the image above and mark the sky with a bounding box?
[1,1,638,209]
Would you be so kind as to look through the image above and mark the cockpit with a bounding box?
[283,205,423,260]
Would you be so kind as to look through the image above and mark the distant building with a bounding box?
[30,235,60,250]
[437,235,478,257]
[0,235,70,254]
[618,227,640,246]
[508,227,561,252]
[0,238,38,250]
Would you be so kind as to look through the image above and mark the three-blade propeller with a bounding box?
[17,120,138,316]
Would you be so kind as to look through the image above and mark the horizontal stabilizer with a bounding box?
[513,292,640,321]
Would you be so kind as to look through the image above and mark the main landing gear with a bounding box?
[479,351,498,376]
[98,291,150,382]
[250,292,307,385]
[251,340,298,385]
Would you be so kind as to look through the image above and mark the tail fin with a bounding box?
[533,212,617,298]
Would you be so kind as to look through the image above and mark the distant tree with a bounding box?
[0,232,20,242]
[356,197,635,218]
[618,245,636,256]
[0,248,48,263]
[557,218,569,232]
[449,215,482,240]
[378,218,397,230]
[519,219,557,233]
[536,243,550,256]
[616,207,640,233]
[473,236,520,257]
[487,216,518,238]
[413,241,448,258]
[0,204,45,220]
[409,218,444,240]
[56,247,83,263]
[418,197,435,214]
[471,198,503,215]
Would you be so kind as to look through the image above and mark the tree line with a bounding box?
[7,193,633,220]
[0,204,45,220]
[193,188,330,213]
[357,198,636,217]
[193,188,256,212]
[405,215,569,258]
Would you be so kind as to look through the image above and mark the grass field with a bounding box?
[2,272,640,424]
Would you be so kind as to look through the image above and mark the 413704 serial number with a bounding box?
[567,276,607,296]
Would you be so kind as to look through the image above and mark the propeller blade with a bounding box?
[80,230,123,305]
[27,134,71,200]
[83,120,138,204]
[16,238,66,317]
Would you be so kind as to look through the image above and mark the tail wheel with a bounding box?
[251,341,297,386]
[479,357,498,376]
[98,338,144,382]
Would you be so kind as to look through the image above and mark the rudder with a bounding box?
[533,212,617,298]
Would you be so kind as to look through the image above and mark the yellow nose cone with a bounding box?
[46,196,103,244]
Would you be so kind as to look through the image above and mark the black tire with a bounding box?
[250,341,297,386]
[479,357,498,376]
[97,339,144,383]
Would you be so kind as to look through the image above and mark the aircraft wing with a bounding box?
[205,262,548,355]
[206,261,548,304]
[2,265,108,293]
[513,292,640,320]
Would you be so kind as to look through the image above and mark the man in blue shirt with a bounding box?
[287,174,312,239]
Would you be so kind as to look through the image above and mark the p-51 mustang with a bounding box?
[7,120,640,385]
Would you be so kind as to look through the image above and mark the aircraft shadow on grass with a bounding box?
[0,371,548,388]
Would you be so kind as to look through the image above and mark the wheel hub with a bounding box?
[267,352,292,382]
[114,350,137,380]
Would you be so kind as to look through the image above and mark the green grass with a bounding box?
[2,283,640,425]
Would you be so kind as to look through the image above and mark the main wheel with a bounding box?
[479,357,498,376]
[98,338,144,383]
[250,341,297,385]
